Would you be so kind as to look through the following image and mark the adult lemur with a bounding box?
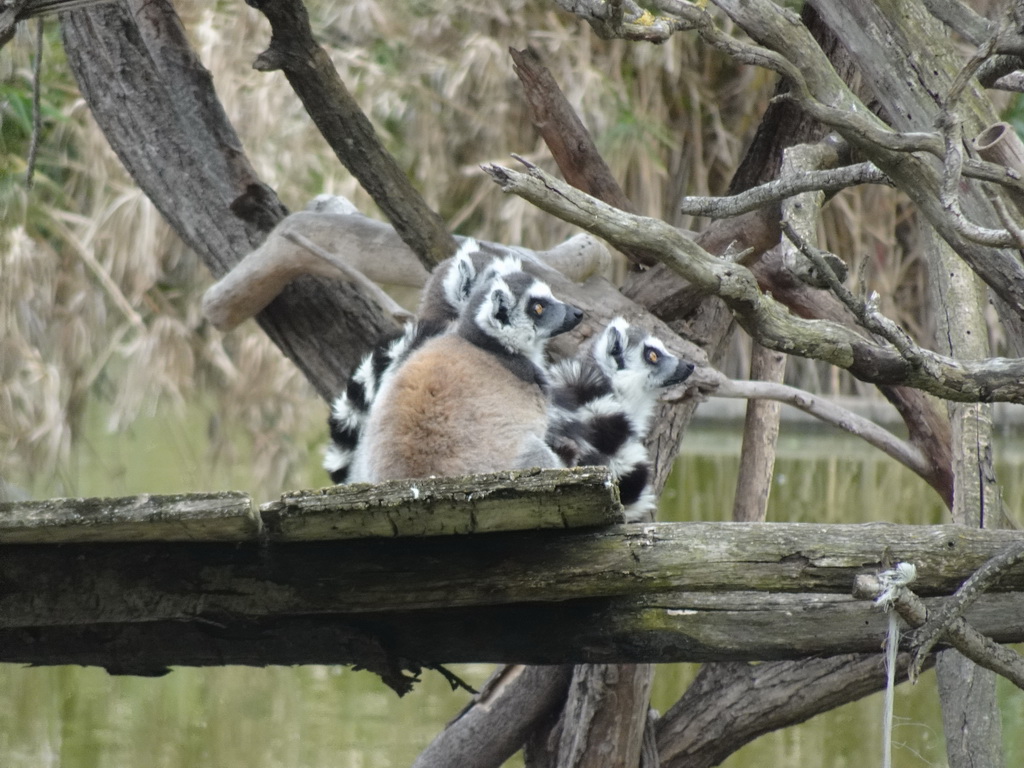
[324,239,515,482]
[350,266,583,482]
[546,317,694,521]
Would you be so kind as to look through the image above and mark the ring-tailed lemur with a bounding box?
[323,239,520,483]
[546,317,694,522]
[350,267,583,482]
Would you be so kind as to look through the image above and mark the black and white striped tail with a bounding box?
[323,324,426,483]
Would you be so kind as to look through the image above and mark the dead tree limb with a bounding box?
[200,204,612,332]
[246,0,456,268]
[410,665,573,768]
[485,158,1024,403]
[911,541,1024,675]
[655,652,935,768]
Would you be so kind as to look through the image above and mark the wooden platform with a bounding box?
[3,466,1024,689]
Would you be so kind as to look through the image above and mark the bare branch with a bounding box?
[854,570,1024,691]
[680,161,891,218]
[731,346,785,523]
[282,231,414,325]
[710,377,932,483]
[484,158,1024,402]
[411,665,573,768]
[0,0,31,48]
[510,46,656,267]
[201,204,612,331]
[983,63,1024,92]
[910,542,1024,679]
[921,0,993,44]
[780,221,920,359]
[716,0,1024,318]
[247,0,456,269]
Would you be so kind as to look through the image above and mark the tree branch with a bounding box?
[510,46,656,268]
[710,377,933,483]
[910,542,1024,678]
[655,652,935,768]
[679,161,891,218]
[854,570,1024,691]
[484,158,1024,403]
[713,0,1024,320]
[246,0,456,269]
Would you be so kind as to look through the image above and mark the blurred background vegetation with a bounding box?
[2,0,1020,501]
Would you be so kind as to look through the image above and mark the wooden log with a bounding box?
[4,522,1024,628]
[261,467,623,541]
[3,590,1024,670]
[0,491,258,543]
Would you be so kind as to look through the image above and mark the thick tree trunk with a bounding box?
[59,0,393,400]
[927,229,1006,767]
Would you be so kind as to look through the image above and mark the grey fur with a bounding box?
[546,317,694,521]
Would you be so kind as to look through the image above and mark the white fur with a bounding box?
[323,443,353,474]
[475,277,555,367]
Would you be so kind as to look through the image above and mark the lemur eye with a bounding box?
[532,302,545,316]
[645,347,660,365]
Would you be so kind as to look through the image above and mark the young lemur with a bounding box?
[350,265,583,481]
[323,239,516,482]
[546,317,694,521]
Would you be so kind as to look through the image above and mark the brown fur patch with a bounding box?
[363,335,547,480]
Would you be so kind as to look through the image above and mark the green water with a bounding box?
[3,418,1024,767]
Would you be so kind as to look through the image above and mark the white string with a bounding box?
[874,562,917,768]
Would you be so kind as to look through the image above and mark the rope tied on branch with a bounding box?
[873,562,917,768]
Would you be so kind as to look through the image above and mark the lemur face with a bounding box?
[599,317,694,397]
[473,271,583,359]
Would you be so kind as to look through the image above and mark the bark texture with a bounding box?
[60,0,393,400]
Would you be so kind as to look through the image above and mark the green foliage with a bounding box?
[0,29,77,230]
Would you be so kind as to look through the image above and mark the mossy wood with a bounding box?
[3,591,1022,673]
[261,467,624,540]
[6,521,1024,629]
[4,469,1024,670]
[0,467,621,544]
[0,491,259,544]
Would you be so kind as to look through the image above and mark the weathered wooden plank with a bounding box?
[4,523,1024,628]
[3,591,1023,670]
[0,491,259,543]
[0,468,620,545]
[260,467,623,541]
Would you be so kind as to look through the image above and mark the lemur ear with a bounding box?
[444,240,479,309]
[491,286,512,326]
[605,325,626,369]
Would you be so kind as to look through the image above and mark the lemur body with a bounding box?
[323,239,517,483]
[546,317,694,521]
[351,269,583,482]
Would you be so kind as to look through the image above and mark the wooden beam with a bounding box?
[0,491,258,543]
[3,591,1024,672]
[4,521,1024,628]
[0,467,621,544]
[5,473,1024,673]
